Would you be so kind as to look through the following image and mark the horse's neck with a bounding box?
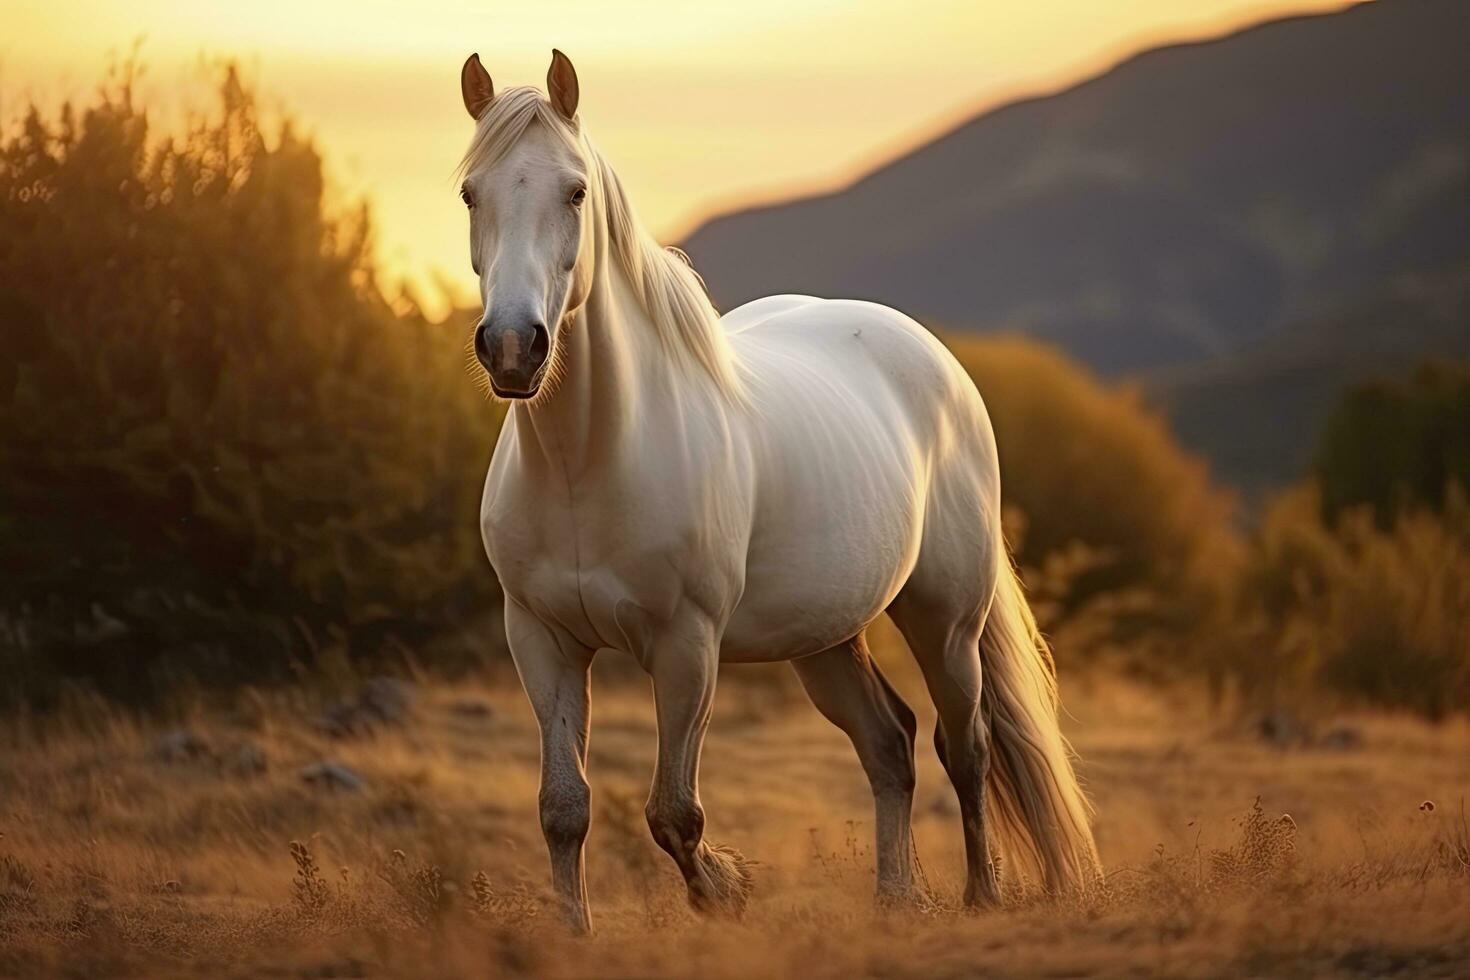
[511,256,676,479]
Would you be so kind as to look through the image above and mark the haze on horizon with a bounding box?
[5,0,1352,310]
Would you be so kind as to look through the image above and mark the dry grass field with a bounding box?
[2,632,1468,980]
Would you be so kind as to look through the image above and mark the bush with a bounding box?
[1235,368,1470,718]
[0,63,501,704]
[1240,485,1470,717]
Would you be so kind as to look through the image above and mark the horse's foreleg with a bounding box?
[791,634,918,904]
[643,638,752,916]
[505,600,596,933]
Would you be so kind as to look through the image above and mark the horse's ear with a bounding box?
[547,49,579,122]
[461,53,494,121]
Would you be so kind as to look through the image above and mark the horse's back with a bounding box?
[730,296,994,464]
[720,294,823,334]
[718,296,1001,660]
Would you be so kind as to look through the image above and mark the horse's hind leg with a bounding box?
[791,632,918,903]
[888,593,1001,908]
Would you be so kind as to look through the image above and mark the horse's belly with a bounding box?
[719,381,931,660]
[720,586,890,662]
[721,532,913,661]
[721,480,921,662]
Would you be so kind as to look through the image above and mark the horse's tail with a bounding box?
[979,554,1102,894]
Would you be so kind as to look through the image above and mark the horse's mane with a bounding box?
[456,87,746,403]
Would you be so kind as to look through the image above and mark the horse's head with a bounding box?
[458,50,594,400]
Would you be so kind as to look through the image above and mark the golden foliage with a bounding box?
[1240,485,1470,715]
[0,63,501,702]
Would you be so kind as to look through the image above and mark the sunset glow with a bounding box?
[6,0,1352,308]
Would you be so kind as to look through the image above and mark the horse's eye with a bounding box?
[460,187,474,208]
[569,187,587,208]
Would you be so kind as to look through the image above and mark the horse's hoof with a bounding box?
[689,841,753,916]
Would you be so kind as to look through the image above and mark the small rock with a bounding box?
[301,761,366,793]
[149,730,213,764]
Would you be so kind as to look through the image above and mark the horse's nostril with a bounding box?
[473,322,494,369]
[529,322,550,368]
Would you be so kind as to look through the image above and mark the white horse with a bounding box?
[458,50,1100,932]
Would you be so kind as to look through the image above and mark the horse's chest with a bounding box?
[482,489,584,610]
[483,479,733,651]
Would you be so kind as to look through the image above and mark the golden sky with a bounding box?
[5,0,1352,310]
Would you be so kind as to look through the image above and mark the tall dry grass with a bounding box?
[0,671,1466,978]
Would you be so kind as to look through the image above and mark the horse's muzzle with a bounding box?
[475,318,550,398]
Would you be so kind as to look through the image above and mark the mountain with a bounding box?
[682,0,1470,490]
[1150,258,1470,497]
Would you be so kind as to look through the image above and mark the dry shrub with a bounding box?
[374,849,454,928]
[0,60,503,705]
[0,855,40,927]
[1206,801,1298,887]
[1100,798,1299,925]
[283,839,508,937]
[1239,484,1470,715]
[288,840,331,919]
[470,870,540,924]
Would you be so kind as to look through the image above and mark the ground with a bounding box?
[1,643,1468,979]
